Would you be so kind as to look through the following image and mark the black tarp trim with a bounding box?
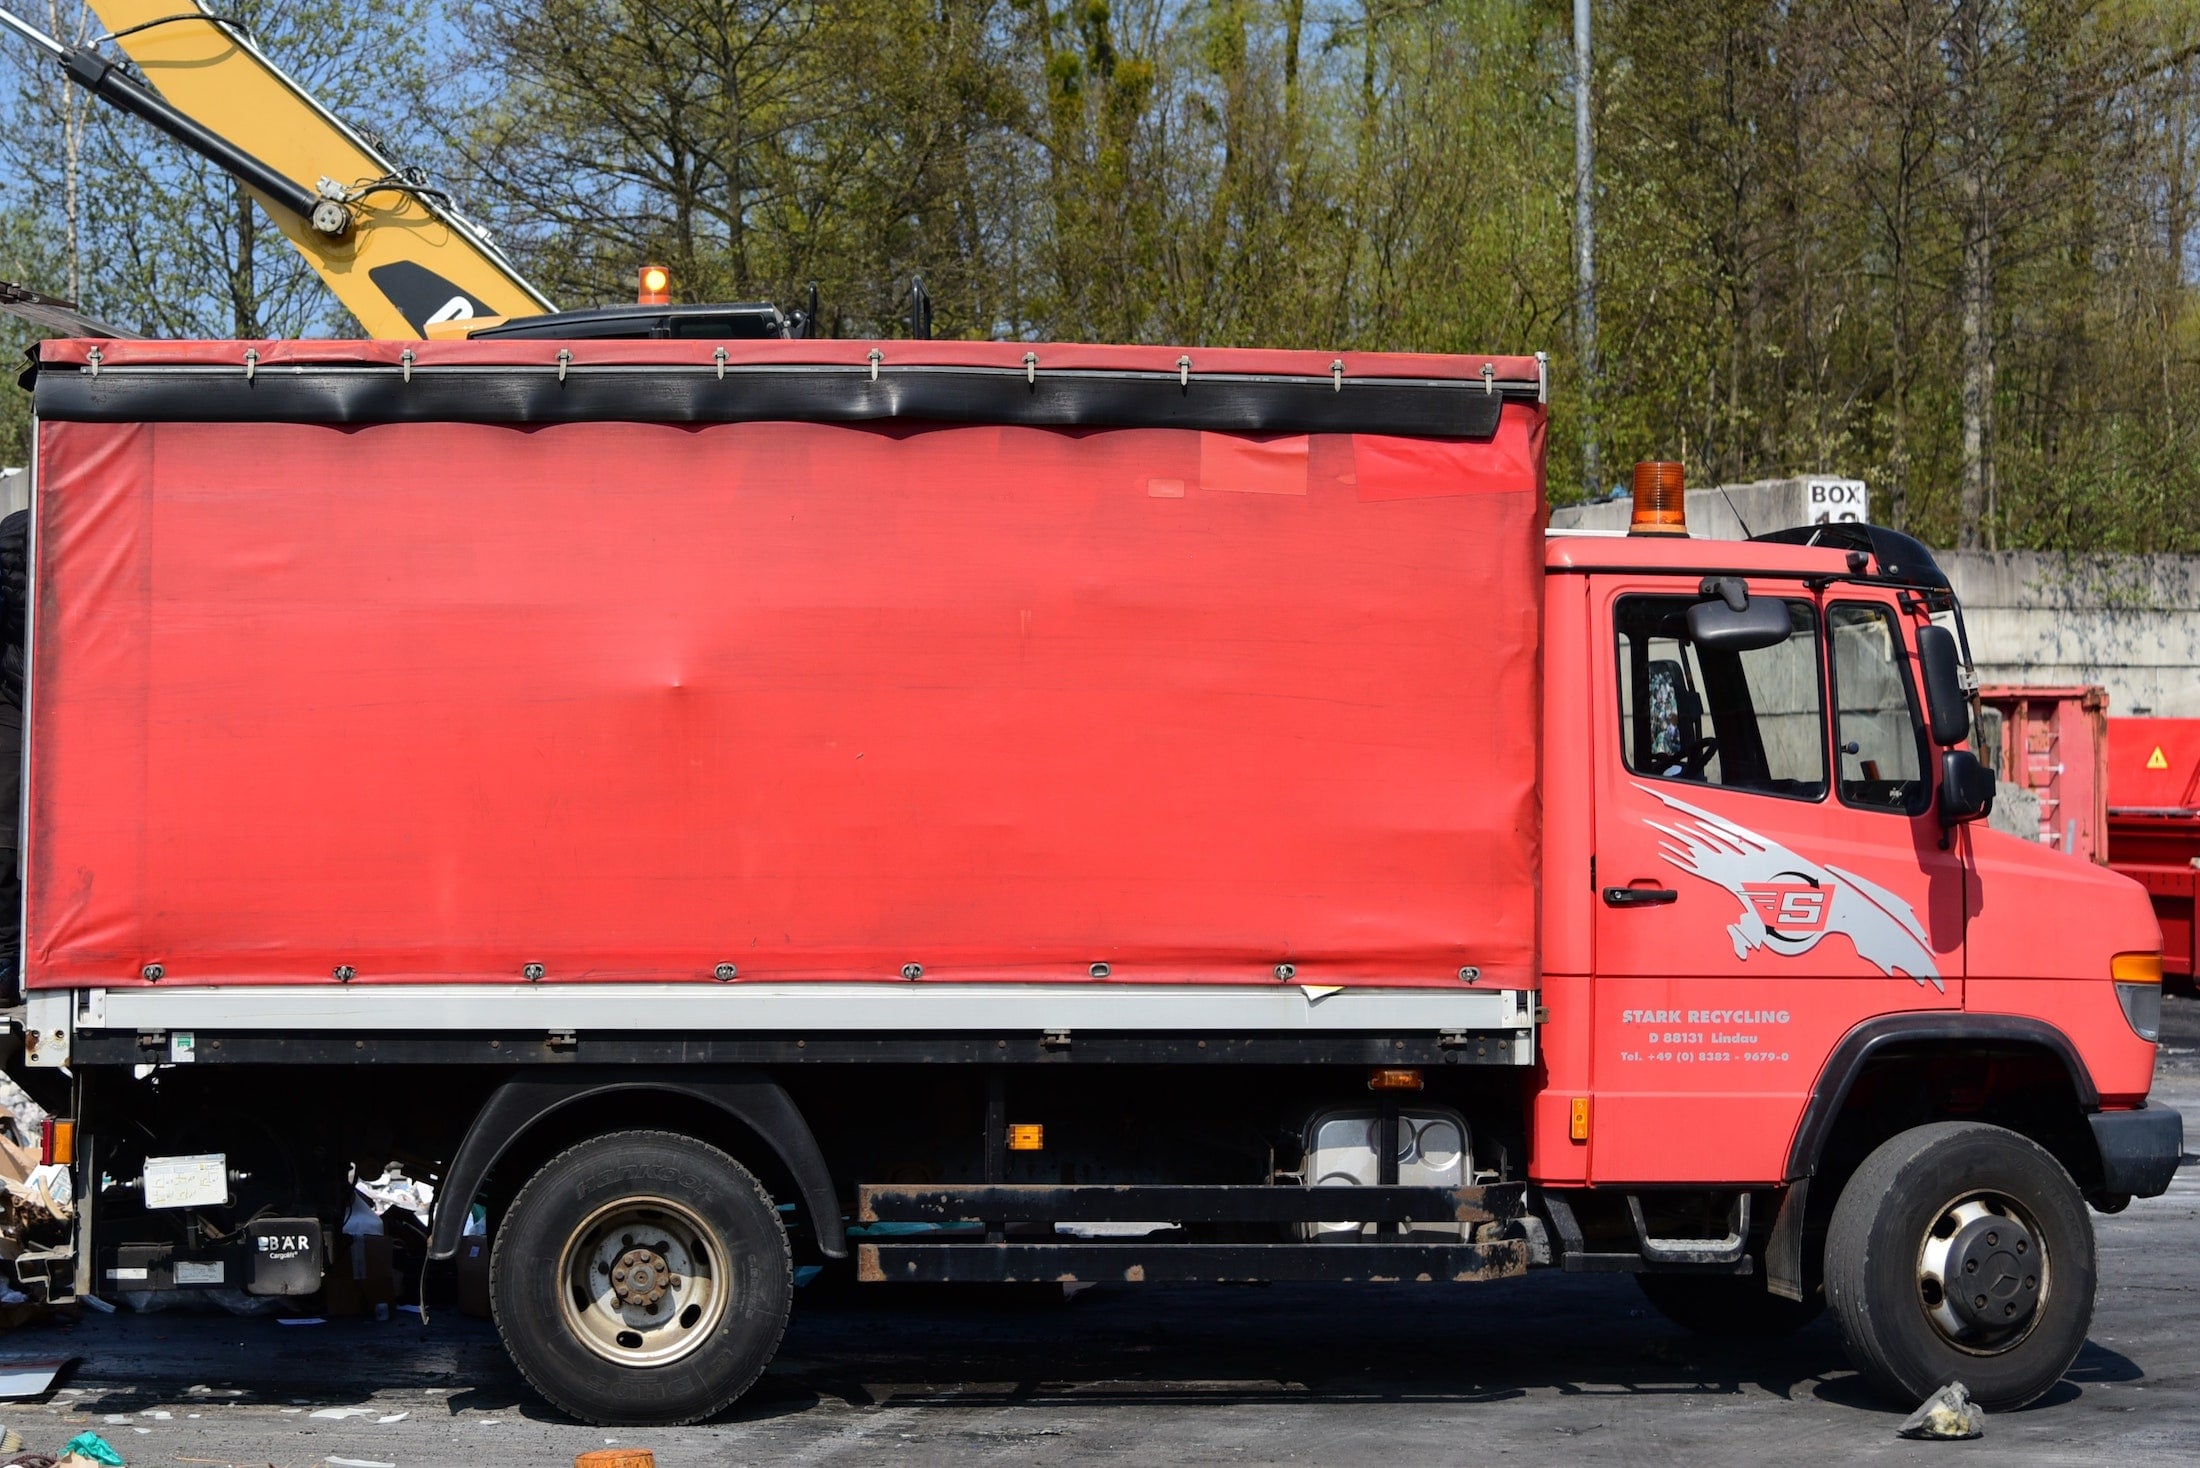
[32,362,1530,439]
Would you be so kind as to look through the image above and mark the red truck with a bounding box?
[1,335,2177,1426]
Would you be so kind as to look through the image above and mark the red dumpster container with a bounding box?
[2107,718,2200,984]
[1979,686,2109,863]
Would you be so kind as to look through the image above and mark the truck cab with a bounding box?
[1527,506,2173,1402]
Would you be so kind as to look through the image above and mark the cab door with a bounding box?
[1586,576,1965,1184]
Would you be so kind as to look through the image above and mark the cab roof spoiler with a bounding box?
[1751,522,1951,594]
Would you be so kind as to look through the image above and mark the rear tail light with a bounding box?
[40,1118,74,1167]
[2113,951,2163,1042]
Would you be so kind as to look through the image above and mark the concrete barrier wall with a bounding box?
[1941,554,2200,718]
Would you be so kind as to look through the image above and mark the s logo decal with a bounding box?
[1637,785,1942,989]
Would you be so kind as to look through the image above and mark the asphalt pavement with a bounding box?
[1,999,2196,1466]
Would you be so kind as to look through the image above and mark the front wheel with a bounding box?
[491,1129,792,1425]
[1824,1121,2094,1410]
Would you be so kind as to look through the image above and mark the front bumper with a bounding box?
[2089,1104,2184,1198]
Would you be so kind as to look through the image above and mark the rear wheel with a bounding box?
[1636,1272,1824,1337]
[1824,1121,2093,1410]
[491,1130,791,1425]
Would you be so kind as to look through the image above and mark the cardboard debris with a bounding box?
[0,1127,73,1324]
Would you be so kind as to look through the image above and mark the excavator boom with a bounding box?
[8,0,551,337]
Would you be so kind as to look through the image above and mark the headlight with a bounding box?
[2113,951,2163,1042]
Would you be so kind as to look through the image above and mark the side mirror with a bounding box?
[1915,625,1969,745]
[1686,596,1792,654]
[1939,748,1996,826]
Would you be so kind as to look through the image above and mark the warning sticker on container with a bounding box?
[174,1260,224,1285]
[143,1153,227,1210]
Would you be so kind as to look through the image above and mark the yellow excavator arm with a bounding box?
[13,0,552,337]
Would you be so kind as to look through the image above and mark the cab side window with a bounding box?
[1829,602,1929,814]
[1616,595,1826,800]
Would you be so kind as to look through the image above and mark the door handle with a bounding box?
[1603,886,1679,907]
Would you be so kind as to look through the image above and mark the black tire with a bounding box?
[1636,1271,1825,1337]
[1824,1121,2093,1410]
[491,1129,792,1425]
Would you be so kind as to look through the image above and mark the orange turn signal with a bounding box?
[1007,1123,1045,1151]
[1569,1097,1591,1142]
[2112,952,2163,985]
[1629,460,1688,536]
[1367,1068,1425,1091]
[41,1118,74,1167]
[638,264,672,305]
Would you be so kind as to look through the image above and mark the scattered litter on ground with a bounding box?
[1898,1382,1985,1440]
[310,1408,376,1420]
[277,1317,327,1327]
[139,1412,167,1421]
[375,1412,407,1424]
[57,1431,126,1466]
[324,1458,397,1468]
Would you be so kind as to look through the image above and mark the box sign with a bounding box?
[1805,478,1869,524]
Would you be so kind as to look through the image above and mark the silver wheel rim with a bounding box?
[1915,1190,2048,1354]
[556,1194,728,1368]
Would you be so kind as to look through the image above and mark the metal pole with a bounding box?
[1573,0,1601,499]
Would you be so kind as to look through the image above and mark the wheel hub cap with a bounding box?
[1917,1192,2048,1353]
[611,1246,673,1309]
[556,1197,726,1368]
[1945,1215,2038,1329]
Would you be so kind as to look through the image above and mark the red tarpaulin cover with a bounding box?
[28,346,1544,991]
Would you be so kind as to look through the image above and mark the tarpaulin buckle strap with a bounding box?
[868,348,883,382]
[714,347,728,381]
[556,349,571,383]
[1178,355,1192,388]
[1024,351,1038,386]
[243,348,258,382]
[1332,360,1344,392]
[400,349,414,384]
